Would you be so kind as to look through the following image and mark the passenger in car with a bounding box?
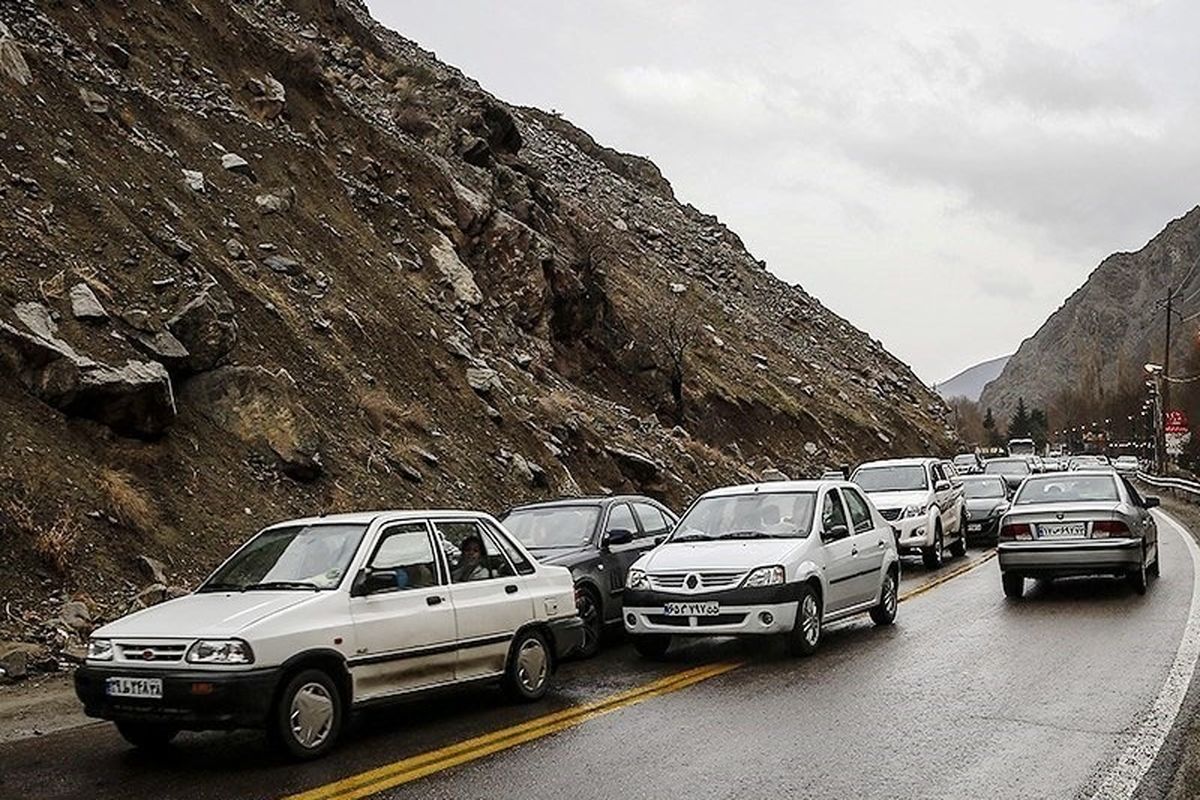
[453,536,489,582]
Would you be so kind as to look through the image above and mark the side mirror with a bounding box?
[604,529,635,548]
[934,480,951,492]
[823,523,850,543]
[351,567,396,597]
[1144,496,1160,509]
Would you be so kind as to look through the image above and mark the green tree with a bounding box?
[983,407,1002,447]
[1008,397,1031,439]
[1029,408,1048,449]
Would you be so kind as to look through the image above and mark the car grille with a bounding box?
[114,641,188,663]
[646,613,749,627]
[648,571,745,591]
[879,508,901,521]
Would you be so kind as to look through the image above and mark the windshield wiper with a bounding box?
[671,533,712,543]
[197,582,245,593]
[244,581,321,591]
[715,531,777,540]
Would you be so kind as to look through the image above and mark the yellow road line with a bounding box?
[285,661,740,800]
[289,551,994,800]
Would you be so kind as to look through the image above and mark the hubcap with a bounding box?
[577,593,600,651]
[516,637,548,692]
[801,594,820,645]
[290,683,334,749]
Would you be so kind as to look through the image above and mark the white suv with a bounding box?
[623,480,900,658]
[75,511,583,759]
[851,457,966,569]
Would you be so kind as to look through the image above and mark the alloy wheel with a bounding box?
[801,593,821,646]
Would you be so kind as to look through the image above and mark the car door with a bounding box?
[632,501,673,548]
[820,489,859,613]
[437,519,536,681]
[600,502,644,602]
[1121,478,1158,557]
[931,463,953,530]
[348,520,457,701]
[843,487,886,604]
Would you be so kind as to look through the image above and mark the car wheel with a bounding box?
[1148,544,1161,578]
[1002,573,1024,599]
[573,586,603,659]
[787,585,822,657]
[631,634,672,660]
[270,668,343,760]
[922,525,944,569]
[115,721,178,751]
[870,569,898,626]
[950,512,968,557]
[503,628,552,702]
[1128,550,1148,595]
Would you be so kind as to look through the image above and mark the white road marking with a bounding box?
[1088,510,1200,799]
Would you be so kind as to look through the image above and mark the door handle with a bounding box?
[505,584,519,594]
[426,595,443,606]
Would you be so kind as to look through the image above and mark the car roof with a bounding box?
[855,457,937,469]
[962,473,1004,480]
[504,495,656,512]
[263,509,495,530]
[700,480,849,498]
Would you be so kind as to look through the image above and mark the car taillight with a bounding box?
[1091,520,1129,538]
[999,523,1032,541]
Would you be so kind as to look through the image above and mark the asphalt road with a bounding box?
[1,515,1197,800]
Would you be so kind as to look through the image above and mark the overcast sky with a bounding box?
[367,0,1200,383]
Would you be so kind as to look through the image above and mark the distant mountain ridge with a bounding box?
[936,355,1011,402]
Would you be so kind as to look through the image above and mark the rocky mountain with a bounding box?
[981,206,1200,421]
[936,355,1011,403]
[0,0,952,664]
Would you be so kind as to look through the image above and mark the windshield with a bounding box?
[1014,475,1120,505]
[953,456,976,466]
[501,506,601,549]
[1116,456,1138,465]
[852,465,928,492]
[200,523,368,591]
[673,492,816,541]
[964,479,1007,499]
[984,459,1030,475]
[1008,439,1035,456]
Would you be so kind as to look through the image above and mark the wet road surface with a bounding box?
[1,515,1196,800]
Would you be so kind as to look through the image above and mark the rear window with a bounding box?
[963,479,1006,499]
[984,459,1030,475]
[1014,476,1120,505]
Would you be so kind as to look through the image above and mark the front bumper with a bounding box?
[622,584,803,636]
[998,538,1143,578]
[888,514,931,551]
[546,615,586,660]
[964,516,1001,542]
[74,665,282,730]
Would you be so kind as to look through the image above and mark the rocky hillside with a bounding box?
[0,0,952,667]
[981,206,1200,422]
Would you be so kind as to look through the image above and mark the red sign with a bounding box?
[1165,410,1189,434]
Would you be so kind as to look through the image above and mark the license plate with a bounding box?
[967,523,983,532]
[663,601,720,616]
[105,676,163,699]
[1038,523,1087,539]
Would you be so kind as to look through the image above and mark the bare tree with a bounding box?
[656,299,699,426]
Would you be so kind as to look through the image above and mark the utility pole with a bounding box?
[1164,287,1173,417]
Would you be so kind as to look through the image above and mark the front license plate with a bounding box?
[1038,523,1087,539]
[663,601,720,616]
[105,676,163,699]
[967,523,983,532]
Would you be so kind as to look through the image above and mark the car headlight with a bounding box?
[186,639,254,665]
[901,504,928,519]
[626,569,649,591]
[742,565,786,587]
[87,638,114,661]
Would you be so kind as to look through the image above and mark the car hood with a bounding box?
[859,490,929,509]
[635,538,806,572]
[528,545,592,566]
[94,591,324,639]
[966,498,1008,516]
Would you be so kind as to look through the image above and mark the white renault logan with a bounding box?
[75,511,583,759]
[623,480,900,658]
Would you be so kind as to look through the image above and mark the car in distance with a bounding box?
[997,472,1161,598]
[622,480,900,658]
[1114,455,1140,477]
[75,511,583,759]
[499,496,678,658]
[961,475,1011,544]
[851,457,967,568]
[983,456,1033,489]
[953,453,983,474]
[1008,438,1036,457]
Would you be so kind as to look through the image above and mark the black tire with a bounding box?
[1148,544,1161,578]
[631,634,672,660]
[1002,573,1024,599]
[949,512,968,557]
[573,586,603,659]
[787,584,822,657]
[870,568,898,626]
[115,721,178,751]
[1128,550,1148,595]
[922,525,944,570]
[269,668,344,760]
[503,628,552,702]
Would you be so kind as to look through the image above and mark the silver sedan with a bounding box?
[996,471,1161,599]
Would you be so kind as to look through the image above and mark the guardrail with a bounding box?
[1136,471,1200,499]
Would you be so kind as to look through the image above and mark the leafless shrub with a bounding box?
[32,507,82,576]
[99,469,155,532]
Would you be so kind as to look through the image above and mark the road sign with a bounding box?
[1165,410,1189,434]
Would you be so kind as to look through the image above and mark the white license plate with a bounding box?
[105,676,163,699]
[1038,523,1087,539]
[967,523,983,532]
[663,601,720,616]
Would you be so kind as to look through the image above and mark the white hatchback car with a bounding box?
[75,511,583,759]
[623,480,900,658]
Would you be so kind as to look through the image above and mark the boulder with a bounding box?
[167,285,238,372]
[247,74,286,121]
[69,283,108,321]
[135,330,190,369]
[181,169,205,193]
[79,88,109,115]
[220,152,256,181]
[0,642,36,680]
[137,554,169,585]
[605,445,663,484]
[428,231,482,306]
[466,366,501,394]
[59,600,92,633]
[183,366,323,480]
[255,190,291,214]
[0,31,31,87]
[264,254,302,275]
[760,467,790,482]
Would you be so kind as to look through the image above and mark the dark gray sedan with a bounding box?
[499,496,678,657]
[961,475,1011,544]
[997,471,1161,599]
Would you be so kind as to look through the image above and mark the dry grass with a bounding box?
[99,468,156,532]
[358,389,432,435]
[33,507,82,576]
